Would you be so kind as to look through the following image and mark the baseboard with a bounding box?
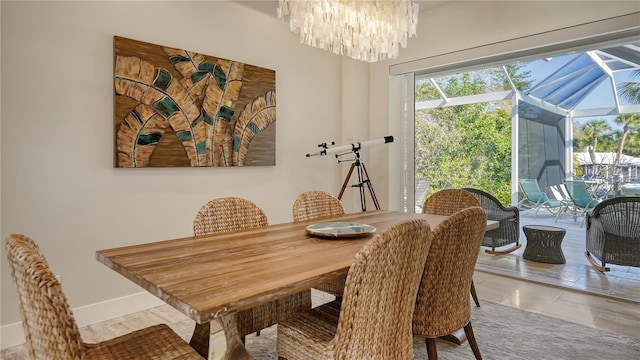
[1,292,164,350]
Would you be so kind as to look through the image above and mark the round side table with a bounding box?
[522,225,566,264]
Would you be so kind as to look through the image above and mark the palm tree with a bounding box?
[617,70,640,104]
[612,69,640,175]
[582,119,611,166]
[623,131,640,156]
[613,114,640,169]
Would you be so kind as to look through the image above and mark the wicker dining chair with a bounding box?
[189,197,312,357]
[5,234,204,360]
[463,188,522,255]
[413,207,487,360]
[422,189,482,307]
[292,190,347,297]
[276,218,432,360]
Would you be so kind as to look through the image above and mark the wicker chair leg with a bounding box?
[425,338,438,360]
[584,251,610,272]
[464,322,482,360]
[470,280,480,307]
[485,243,522,255]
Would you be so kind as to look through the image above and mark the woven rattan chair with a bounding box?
[585,196,640,272]
[413,207,487,360]
[276,218,432,360]
[293,190,346,222]
[189,197,312,357]
[463,188,521,255]
[292,190,347,297]
[5,234,204,360]
[422,189,482,307]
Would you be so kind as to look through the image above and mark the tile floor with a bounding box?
[475,208,640,303]
[3,274,639,360]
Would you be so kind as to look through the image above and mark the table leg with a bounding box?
[189,314,253,360]
[207,314,254,360]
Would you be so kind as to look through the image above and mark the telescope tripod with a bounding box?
[337,152,380,212]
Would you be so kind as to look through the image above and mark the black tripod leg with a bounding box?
[360,162,380,210]
[357,162,367,211]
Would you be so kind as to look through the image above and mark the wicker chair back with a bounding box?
[193,197,268,235]
[422,189,480,216]
[5,234,85,359]
[292,190,345,222]
[6,234,204,360]
[586,196,640,270]
[413,206,487,360]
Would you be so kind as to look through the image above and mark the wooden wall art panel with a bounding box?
[114,36,276,167]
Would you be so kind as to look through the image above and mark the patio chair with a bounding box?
[549,184,570,203]
[422,189,482,307]
[463,188,521,254]
[293,190,347,297]
[415,178,431,212]
[549,184,575,221]
[585,197,640,272]
[5,234,204,360]
[190,197,311,357]
[518,179,565,219]
[563,180,601,226]
[413,207,487,360]
[276,218,432,360]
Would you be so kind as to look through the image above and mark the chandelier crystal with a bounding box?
[277,0,419,63]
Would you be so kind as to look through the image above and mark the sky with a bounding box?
[521,51,637,132]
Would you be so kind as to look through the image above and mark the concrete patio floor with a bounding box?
[474,207,640,304]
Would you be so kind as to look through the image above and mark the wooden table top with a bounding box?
[97,210,496,324]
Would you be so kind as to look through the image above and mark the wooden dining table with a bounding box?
[97,210,498,360]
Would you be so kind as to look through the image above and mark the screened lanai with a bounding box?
[414,40,640,205]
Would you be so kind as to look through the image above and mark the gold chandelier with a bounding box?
[277,0,419,63]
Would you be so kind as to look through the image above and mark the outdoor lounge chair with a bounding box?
[463,188,522,254]
[585,197,640,272]
[563,180,601,226]
[549,183,575,221]
[518,179,564,219]
[415,178,431,212]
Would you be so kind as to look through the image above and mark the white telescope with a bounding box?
[306,136,394,157]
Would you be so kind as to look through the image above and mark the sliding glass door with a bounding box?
[401,39,639,212]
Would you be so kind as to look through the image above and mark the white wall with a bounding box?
[0,0,345,335]
[2,0,639,348]
[370,0,640,211]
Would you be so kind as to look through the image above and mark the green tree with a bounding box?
[415,70,520,204]
[491,63,532,91]
[617,70,640,104]
[582,119,611,165]
[622,131,640,156]
[613,114,640,169]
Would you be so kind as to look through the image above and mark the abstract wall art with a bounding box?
[114,36,276,167]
